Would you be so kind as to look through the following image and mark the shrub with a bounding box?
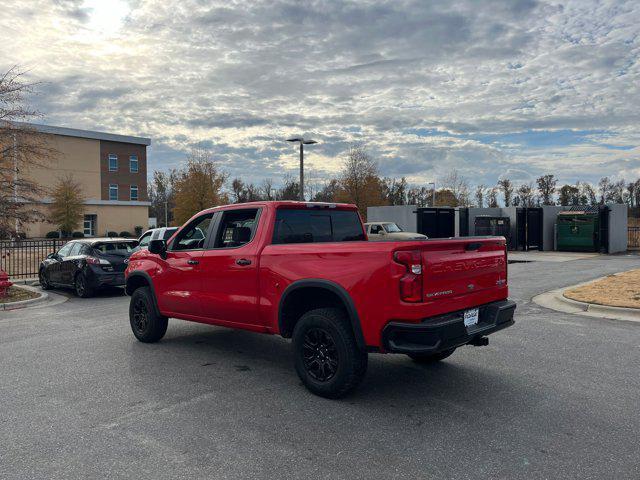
[107,231,118,237]
[119,231,132,238]
[45,231,59,239]
[61,231,72,239]
[134,225,143,237]
[72,231,85,238]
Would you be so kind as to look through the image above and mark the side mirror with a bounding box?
[148,239,167,259]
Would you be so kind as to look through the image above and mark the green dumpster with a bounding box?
[556,209,600,252]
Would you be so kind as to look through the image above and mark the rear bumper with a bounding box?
[381,299,516,354]
[86,267,126,288]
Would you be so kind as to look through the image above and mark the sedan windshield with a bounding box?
[383,223,403,233]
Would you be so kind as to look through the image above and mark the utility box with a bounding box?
[474,216,511,243]
[556,206,601,252]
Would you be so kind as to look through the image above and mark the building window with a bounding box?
[130,155,138,173]
[109,184,118,200]
[130,185,138,201]
[83,214,96,236]
[108,154,118,171]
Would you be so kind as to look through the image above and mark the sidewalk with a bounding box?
[533,276,640,323]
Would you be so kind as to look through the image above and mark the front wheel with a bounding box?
[292,308,367,399]
[129,286,168,343]
[407,348,456,364]
[39,269,51,290]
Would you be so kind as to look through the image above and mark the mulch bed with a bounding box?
[0,286,40,304]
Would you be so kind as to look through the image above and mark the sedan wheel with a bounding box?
[39,269,51,290]
[74,273,94,298]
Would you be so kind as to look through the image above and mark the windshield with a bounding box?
[384,223,403,233]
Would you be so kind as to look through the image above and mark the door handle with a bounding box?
[187,259,199,265]
[236,258,252,266]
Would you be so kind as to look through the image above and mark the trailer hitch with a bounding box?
[469,336,489,347]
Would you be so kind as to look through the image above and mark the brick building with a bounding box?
[19,123,151,238]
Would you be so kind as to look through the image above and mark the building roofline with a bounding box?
[16,122,151,146]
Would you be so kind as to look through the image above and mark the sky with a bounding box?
[1,0,639,190]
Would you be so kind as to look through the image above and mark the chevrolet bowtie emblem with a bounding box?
[467,284,475,290]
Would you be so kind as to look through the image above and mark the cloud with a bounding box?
[0,0,638,188]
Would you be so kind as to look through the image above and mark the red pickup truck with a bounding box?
[125,201,515,398]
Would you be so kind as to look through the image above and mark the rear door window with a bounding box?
[272,209,365,244]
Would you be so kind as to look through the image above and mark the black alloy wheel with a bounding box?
[131,295,150,336]
[302,327,339,382]
[39,269,51,290]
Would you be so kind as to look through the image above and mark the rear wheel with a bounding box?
[292,308,367,399]
[39,268,51,290]
[129,286,168,343]
[74,272,94,298]
[407,348,456,364]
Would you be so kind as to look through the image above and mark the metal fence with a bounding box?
[0,239,68,279]
[629,227,640,250]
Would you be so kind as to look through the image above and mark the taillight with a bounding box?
[393,250,423,303]
[86,256,113,271]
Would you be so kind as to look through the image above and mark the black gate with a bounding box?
[458,208,469,237]
[516,208,543,251]
[599,206,610,253]
[417,208,455,238]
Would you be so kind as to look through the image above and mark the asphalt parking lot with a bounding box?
[1,254,639,480]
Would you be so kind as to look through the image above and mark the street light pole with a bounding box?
[427,182,436,207]
[299,142,304,202]
[286,137,318,201]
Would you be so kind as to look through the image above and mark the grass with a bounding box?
[564,269,640,309]
[0,286,40,304]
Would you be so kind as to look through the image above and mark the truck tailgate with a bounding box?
[420,238,507,301]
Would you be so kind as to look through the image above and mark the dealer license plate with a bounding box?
[464,308,479,327]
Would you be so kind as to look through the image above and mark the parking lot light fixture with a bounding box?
[286,137,318,201]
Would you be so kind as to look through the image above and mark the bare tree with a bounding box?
[598,177,613,204]
[517,183,535,207]
[261,178,275,200]
[497,178,514,207]
[536,175,557,205]
[487,187,499,208]
[276,174,301,201]
[0,67,55,237]
[440,169,470,206]
[474,185,485,208]
[577,182,597,205]
[312,178,341,202]
[231,178,246,203]
[382,177,408,205]
[148,170,176,227]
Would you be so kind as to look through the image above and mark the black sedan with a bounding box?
[39,238,138,297]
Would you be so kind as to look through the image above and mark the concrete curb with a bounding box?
[532,276,640,323]
[1,284,48,311]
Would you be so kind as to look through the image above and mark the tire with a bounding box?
[39,268,51,290]
[292,308,368,399]
[129,286,168,343]
[407,348,456,364]
[74,272,94,298]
